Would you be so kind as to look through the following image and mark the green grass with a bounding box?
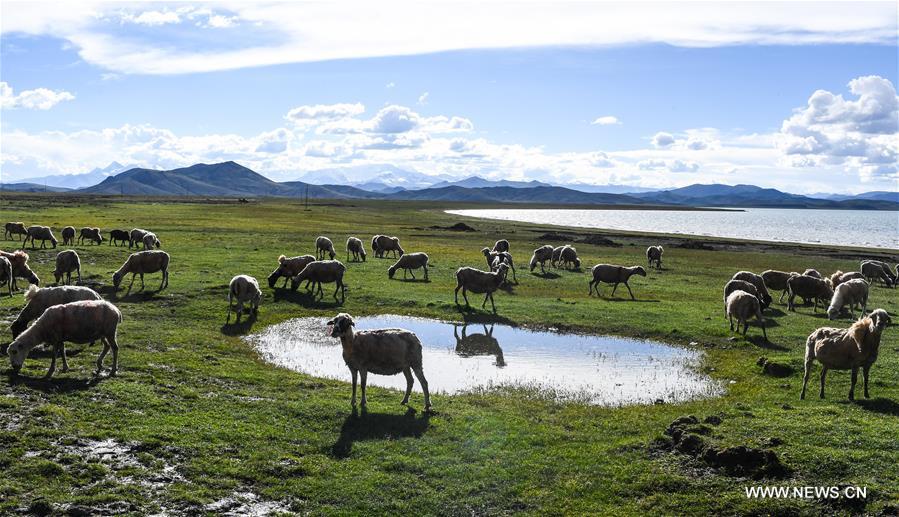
[1,195,897,515]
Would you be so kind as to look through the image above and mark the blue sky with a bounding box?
[1,2,897,193]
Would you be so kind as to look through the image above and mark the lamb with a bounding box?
[346,237,367,262]
[725,290,767,340]
[802,269,822,279]
[327,312,431,411]
[723,279,762,318]
[761,270,797,303]
[113,250,170,292]
[79,227,103,245]
[268,254,315,288]
[10,284,103,339]
[227,275,262,323]
[801,309,891,400]
[315,236,336,260]
[492,239,510,253]
[7,299,122,379]
[588,264,647,300]
[290,260,347,302]
[646,245,664,269]
[0,256,11,296]
[109,229,130,247]
[731,271,772,309]
[62,226,76,246]
[826,279,869,320]
[142,232,161,250]
[129,228,149,248]
[861,260,896,287]
[559,245,581,270]
[388,252,429,281]
[54,250,82,285]
[787,274,833,312]
[454,264,510,313]
[529,245,555,274]
[4,222,28,240]
[0,250,40,289]
[373,235,404,259]
[828,270,865,289]
[482,248,517,283]
[23,225,58,249]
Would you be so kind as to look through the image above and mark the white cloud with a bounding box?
[123,10,181,26]
[385,82,395,88]
[285,103,366,127]
[592,116,620,126]
[652,132,675,148]
[417,92,429,105]
[1,81,75,110]
[316,104,472,136]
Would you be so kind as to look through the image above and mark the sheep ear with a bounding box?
[326,318,335,325]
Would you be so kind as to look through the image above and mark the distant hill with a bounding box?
[298,164,452,190]
[427,176,554,189]
[19,161,132,189]
[633,184,899,209]
[564,183,661,194]
[386,185,651,205]
[1,182,73,193]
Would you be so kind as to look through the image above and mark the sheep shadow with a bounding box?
[330,406,431,459]
[601,297,660,303]
[531,271,561,279]
[8,372,104,393]
[221,312,258,335]
[271,288,345,308]
[854,397,899,416]
[746,336,788,351]
[393,278,430,283]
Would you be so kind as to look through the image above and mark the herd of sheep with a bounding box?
[1,220,895,407]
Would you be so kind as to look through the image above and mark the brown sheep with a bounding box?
[481,248,517,283]
[268,254,315,288]
[290,260,347,302]
[726,290,767,340]
[4,222,28,241]
[731,271,772,309]
[454,264,509,313]
[54,250,81,285]
[11,285,102,339]
[0,250,40,289]
[588,264,646,300]
[113,250,170,291]
[346,237,367,262]
[61,226,76,246]
[762,270,797,303]
[373,235,404,259]
[129,228,149,248]
[79,227,103,245]
[787,274,833,312]
[0,256,11,296]
[388,252,429,281]
[109,229,130,246]
[24,225,58,249]
[723,279,762,318]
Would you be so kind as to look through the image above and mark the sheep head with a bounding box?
[112,271,124,289]
[267,269,282,288]
[327,313,355,338]
[8,339,28,375]
[481,247,491,257]
[632,266,647,277]
[870,309,891,330]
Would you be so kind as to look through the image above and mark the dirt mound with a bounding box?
[579,234,622,247]
[430,222,477,232]
[674,241,715,250]
[757,357,794,377]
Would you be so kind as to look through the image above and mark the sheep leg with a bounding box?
[59,343,69,373]
[848,367,859,400]
[729,313,734,332]
[624,282,635,301]
[611,283,619,296]
[758,315,767,341]
[350,368,358,406]
[96,340,110,376]
[77,268,81,284]
[282,276,289,288]
[863,365,871,398]
[800,360,812,400]
[360,370,368,408]
[139,273,145,290]
[819,367,828,399]
[44,343,60,379]
[162,269,169,290]
[488,292,497,313]
[409,269,415,280]
[127,273,137,291]
[413,365,431,411]
[742,320,748,335]
[778,290,786,303]
[401,367,414,405]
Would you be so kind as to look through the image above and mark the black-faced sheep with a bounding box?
[109,229,130,247]
[787,274,833,312]
[79,227,103,245]
[827,279,869,320]
[346,237,367,262]
[726,290,767,340]
[315,236,336,260]
[373,235,404,259]
[559,245,581,270]
[588,264,647,300]
[62,226,76,246]
[327,312,431,411]
[113,250,170,291]
[7,300,122,379]
[731,271,772,309]
[268,254,315,288]
[761,270,797,303]
[801,309,891,400]
[4,222,28,240]
[482,248,517,283]
[227,275,261,323]
[454,264,509,313]
[54,250,81,285]
[290,260,346,302]
[723,279,762,318]
[492,239,510,253]
[0,250,40,288]
[646,245,664,269]
[11,284,102,339]
[142,232,161,250]
[0,256,11,296]
[24,225,58,249]
[129,228,149,248]
[388,252,429,281]
[529,245,554,274]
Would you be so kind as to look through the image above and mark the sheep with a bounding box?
[731,271,772,309]
[802,269,822,279]
[0,250,40,289]
[492,239,510,253]
[559,245,581,270]
[861,260,896,288]
[4,222,28,240]
[0,256,11,296]
[723,279,762,318]
[454,324,505,367]
[388,252,429,281]
[109,229,130,247]
[373,235,404,259]
[268,254,315,288]
[10,284,102,339]
[454,264,509,313]
[129,228,149,248]
[828,270,866,289]
[551,245,566,267]
[61,226,76,246]
[7,299,122,379]
[23,225,58,249]
[827,279,869,320]
[801,309,891,400]
[54,250,82,285]
[142,232,161,250]
[726,290,767,340]
[787,274,833,312]
[113,250,170,292]
[79,227,103,245]
[227,275,262,323]
[646,245,664,269]
[290,260,346,302]
[529,245,554,274]
[315,236,336,260]
[482,248,517,283]
[326,312,431,411]
[761,270,798,303]
[346,237,367,262]
[588,264,647,300]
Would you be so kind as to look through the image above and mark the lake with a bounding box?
[446,208,899,249]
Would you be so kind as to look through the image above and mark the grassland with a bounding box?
[0,195,897,515]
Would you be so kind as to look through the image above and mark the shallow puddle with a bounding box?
[249,315,721,405]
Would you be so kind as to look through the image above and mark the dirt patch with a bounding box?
[204,490,293,516]
[757,357,794,377]
[536,231,620,247]
[674,241,715,251]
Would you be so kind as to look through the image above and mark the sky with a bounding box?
[0,1,897,194]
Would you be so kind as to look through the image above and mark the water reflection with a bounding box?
[454,324,505,367]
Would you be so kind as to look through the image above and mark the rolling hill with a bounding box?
[1,182,73,193]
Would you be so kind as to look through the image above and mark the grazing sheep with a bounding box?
[454,324,505,367]
[646,245,664,269]
[4,222,28,240]
[388,252,429,281]
[109,229,130,247]
[315,236,336,260]
[827,279,869,320]
[0,250,40,288]
[802,269,822,279]
[227,275,262,323]
[371,235,383,257]
[346,237,367,262]
[482,248,517,283]
[828,270,866,289]
[492,239,510,253]
[142,232,161,250]
[588,264,647,300]
[861,260,896,288]
[62,226,76,246]
[79,227,103,245]
[454,264,510,313]
[23,225,58,249]
[726,290,767,340]
[559,245,581,270]
[529,245,554,274]
[801,309,891,400]
[290,260,347,302]
[551,245,566,267]
[327,312,431,410]
[731,271,772,309]
[54,250,82,285]
[723,279,762,318]
[268,254,315,288]
[787,274,833,312]
[7,300,122,379]
[10,284,102,339]
[373,235,404,259]
[0,256,11,296]
[113,250,170,291]
[761,270,797,303]
[129,228,149,248]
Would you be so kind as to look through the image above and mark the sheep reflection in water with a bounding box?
[454,323,505,367]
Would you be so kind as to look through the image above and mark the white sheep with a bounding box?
[559,245,581,270]
[726,290,767,340]
[129,228,149,248]
[723,279,762,318]
[646,245,664,269]
[227,275,262,323]
[454,264,509,313]
[388,252,429,281]
[11,284,102,338]
[53,249,82,285]
[290,260,347,302]
[529,245,554,274]
[113,250,170,291]
[861,260,895,287]
[142,232,161,250]
[346,237,367,262]
[315,236,336,260]
[826,279,869,320]
[482,248,517,283]
[732,271,772,309]
[373,235,404,258]
[550,245,566,267]
[327,312,431,410]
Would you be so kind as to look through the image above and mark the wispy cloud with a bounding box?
[417,92,429,106]
[592,115,620,126]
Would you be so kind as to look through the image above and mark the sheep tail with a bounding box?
[24,284,40,301]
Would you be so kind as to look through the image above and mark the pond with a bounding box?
[249,315,721,406]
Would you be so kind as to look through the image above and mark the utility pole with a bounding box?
[304,184,309,211]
